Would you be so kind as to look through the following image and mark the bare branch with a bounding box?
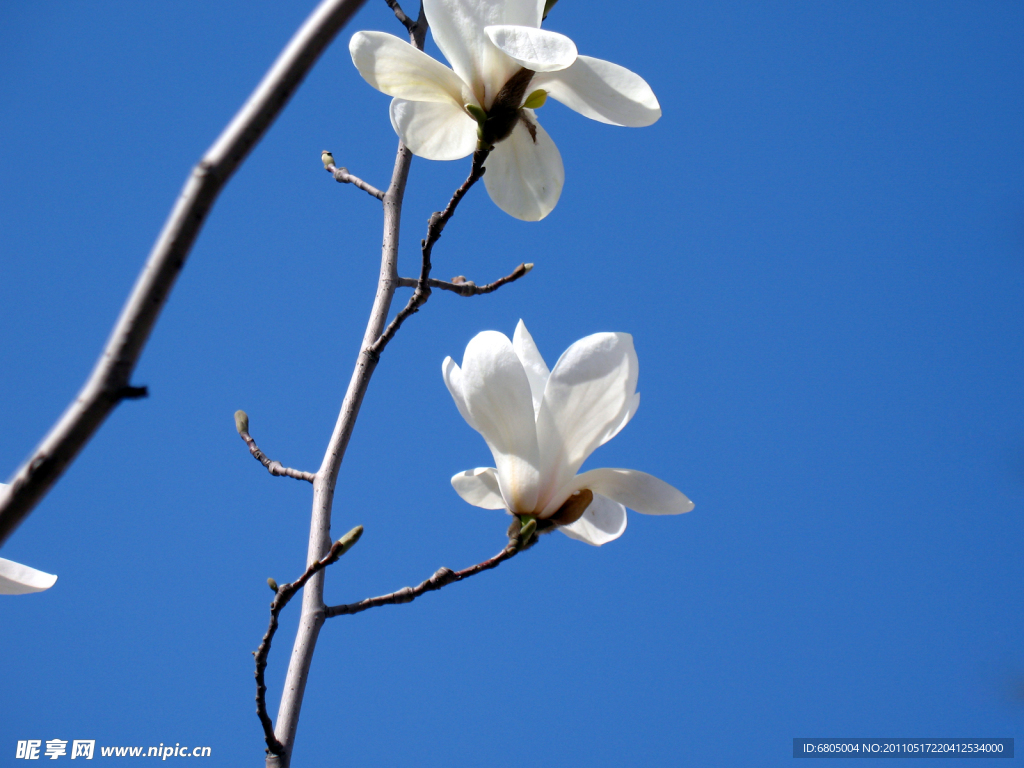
[385,0,418,36]
[255,526,363,756]
[325,535,529,618]
[0,0,371,548]
[235,411,315,483]
[370,147,490,355]
[396,262,534,296]
[327,165,385,201]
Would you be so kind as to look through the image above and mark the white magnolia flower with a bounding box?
[350,0,661,221]
[0,483,57,594]
[443,321,692,546]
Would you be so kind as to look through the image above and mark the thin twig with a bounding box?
[327,165,385,201]
[0,0,371,548]
[255,527,363,756]
[371,148,490,355]
[326,530,531,618]
[237,430,316,484]
[385,0,418,35]
[395,262,534,296]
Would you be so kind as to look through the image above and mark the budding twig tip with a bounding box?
[234,410,249,435]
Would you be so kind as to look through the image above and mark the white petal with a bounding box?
[557,493,627,546]
[484,25,577,73]
[458,331,541,513]
[574,468,693,515]
[535,332,638,505]
[451,467,507,510]
[512,319,550,418]
[442,356,477,430]
[390,99,479,160]
[532,55,661,127]
[350,31,471,106]
[424,0,542,106]
[482,114,563,221]
[0,557,57,595]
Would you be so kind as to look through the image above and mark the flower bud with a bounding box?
[267,578,279,592]
[234,410,249,435]
[465,104,487,125]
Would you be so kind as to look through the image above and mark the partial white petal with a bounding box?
[483,114,563,221]
[606,391,640,444]
[535,332,638,504]
[390,99,479,160]
[0,557,57,595]
[424,0,541,106]
[458,331,541,512]
[532,55,661,127]
[350,31,471,106]
[484,25,577,73]
[512,319,550,418]
[442,356,477,430]
[557,493,627,546]
[575,468,693,515]
[451,467,507,510]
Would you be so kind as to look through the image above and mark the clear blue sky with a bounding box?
[2,1,1022,765]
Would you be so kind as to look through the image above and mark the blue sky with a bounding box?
[1,1,1022,765]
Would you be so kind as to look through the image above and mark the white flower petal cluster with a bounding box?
[350,0,661,221]
[443,321,692,546]
[0,483,57,594]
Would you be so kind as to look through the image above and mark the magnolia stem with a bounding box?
[327,164,385,200]
[256,527,363,756]
[0,0,371,548]
[266,7,428,767]
[238,429,316,484]
[395,262,533,296]
[325,536,530,618]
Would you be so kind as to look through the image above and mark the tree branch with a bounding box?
[255,526,363,757]
[234,411,316,483]
[370,148,490,354]
[268,7,427,757]
[327,165,385,201]
[385,0,418,35]
[0,0,371,548]
[395,262,534,296]
[325,533,531,619]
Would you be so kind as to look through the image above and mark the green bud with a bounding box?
[234,410,249,435]
[267,578,278,592]
[519,517,537,546]
[333,525,364,558]
[523,263,534,273]
[522,89,548,111]
[321,150,335,169]
[465,104,487,125]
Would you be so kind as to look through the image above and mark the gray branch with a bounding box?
[235,411,316,484]
[328,165,385,200]
[0,0,371,548]
[267,11,428,767]
[255,526,363,756]
[395,262,534,296]
[325,533,530,618]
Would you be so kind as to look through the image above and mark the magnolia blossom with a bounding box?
[350,0,661,221]
[443,321,692,546]
[0,483,57,595]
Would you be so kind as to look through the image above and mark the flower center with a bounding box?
[466,67,539,149]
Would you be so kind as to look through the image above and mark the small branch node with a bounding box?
[117,385,149,401]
